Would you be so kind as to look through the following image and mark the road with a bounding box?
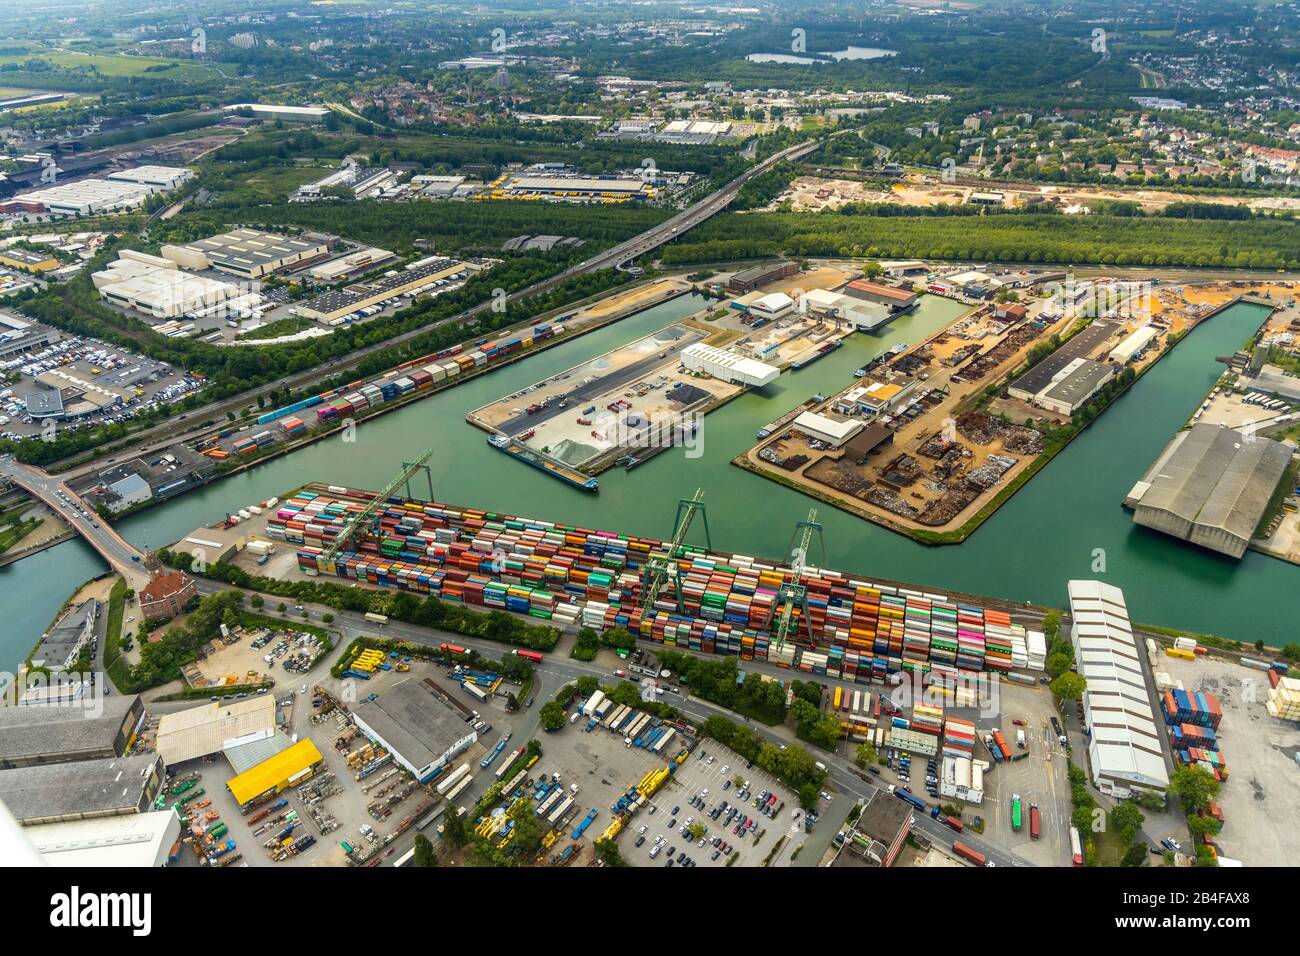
[45,137,824,485]
[0,455,149,588]
[189,576,1034,868]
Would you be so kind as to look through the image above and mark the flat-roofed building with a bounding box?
[93,254,242,319]
[748,291,793,321]
[0,753,165,825]
[1067,580,1170,799]
[162,228,330,279]
[105,165,193,190]
[842,279,919,310]
[681,342,780,388]
[726,261,797,294]
[0,247,59,272]
[307,247,396,282]
[499,175,651,200]
[1007,320,1117,402]
[1129,423,1294,559]
[155,696,275,767]
[31,598,98,671]
[295,257,482,322]
[1035,358,1115,415]
[221,103,330,124]
[0,694,143,768]
[846,794,912,867]
[350,679,477,782]
[24,808,180,867]
[226,738,324,805]
[792,410,864,448]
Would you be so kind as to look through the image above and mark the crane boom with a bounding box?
[320,448,435,562]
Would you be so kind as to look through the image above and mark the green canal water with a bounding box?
[4,294,1292,671]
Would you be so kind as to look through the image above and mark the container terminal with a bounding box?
[189,481,1054,682]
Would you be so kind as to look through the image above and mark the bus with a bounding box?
[1069,826,1084,866]
[1010,793,1023,832]
[951,841,990,867]
[513,649,544,664]
[364,612,389,626]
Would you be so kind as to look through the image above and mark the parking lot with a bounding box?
[1158,653,1300,866]
[621,743,810,868]
[0,323,202,439]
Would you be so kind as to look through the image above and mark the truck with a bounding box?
[951,840,992,867]
[1029,803,1041,840]
[364,612,389,625]
[1010,793,1023,832]
[889,785,926,812]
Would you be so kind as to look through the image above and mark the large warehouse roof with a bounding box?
[353,678,473,772]
[155,696,276,766]
[1008,320,1117,398]
[0,753,163,824]
[0,695,140,766]
[24,809,180,868]
[1068,580,1169,795]
[1133,423,1293,559]
[227,738,323,805]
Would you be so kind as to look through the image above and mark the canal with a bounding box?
[4,294,1291,671]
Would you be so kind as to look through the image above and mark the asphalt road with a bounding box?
[189,576,1034,868]
[0,454,148,585]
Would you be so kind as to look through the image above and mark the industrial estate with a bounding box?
[0,1,1295,907]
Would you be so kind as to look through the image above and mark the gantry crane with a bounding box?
[766,509,826,652]
[320,448,435,563]
[639,489,711,615]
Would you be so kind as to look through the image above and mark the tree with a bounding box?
[1046,651,1074,679]
[576,675,598,696]
[594,838,627,866]
[687,822,706,841]
[250,594,264,610]
[440,809,470,849]
[1050,672,1087,703]
[539,700,566,731]
[322,613,334,624]
[1110,802,1145,845]
[412,834,437,867]
[1121,843,1148,867]
[1168,765,1220,814]
[854,742,878,768]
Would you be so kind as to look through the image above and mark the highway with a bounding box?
[188,576,1034,868]
[0,454,149,588]
[45,137,824,485]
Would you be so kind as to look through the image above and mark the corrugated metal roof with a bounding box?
[227,738,323,805]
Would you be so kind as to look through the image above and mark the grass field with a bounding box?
[0,49,231,82]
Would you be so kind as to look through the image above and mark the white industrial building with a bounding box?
[17,165,191,217]
[939,755,986,804]
[162,228,330,279]
[1108,326,1160,365]
[93,253,243,319]
[23,809,180,868]
[349,679,477,783]
[222,103,331,123]
[308,247,395,281]
[682,343,779,387]
[798,288,891,331]
[106,165,194,190]
[748,291,794,321]
[792,410,864,447]
[1067,580,1170,799]
[1035,358,1115,415]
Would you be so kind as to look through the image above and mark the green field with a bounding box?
[0,50,230,82]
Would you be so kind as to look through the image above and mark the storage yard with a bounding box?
[1154,651,1300,867]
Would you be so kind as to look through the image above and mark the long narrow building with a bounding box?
[1067,580,1169,799]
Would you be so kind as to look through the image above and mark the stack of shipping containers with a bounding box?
[290,490,1035,680]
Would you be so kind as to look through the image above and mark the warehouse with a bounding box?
[1067,580,1170,799]
[221,103,330,124]
[1129,423,1294,559]
[106,165,194,190]
[792,410,865,448]
[0,695,143,768]
[726,261,797,294]
[307,246,396,282]
[31,598,98,671]
[295,257,475,322]
[0,247,59,272]
[35,369,126,416]
[843,422,895,464]
[22,809,180,867]
[499,174,651,200]
[0,753,165,825]
[349,678,477,782]
[846,793,912,867]
[1007,320,1117,402]
[1034,358,1115,415]
[226,738,324,806]
[155,696,276,767]
[748,291,794,321]
[841,279,919,311]
[93,253,243,319]
[681,342,780,388]
[17,178,156,217]
[162,228,330,279]
[1108,325,1160,365]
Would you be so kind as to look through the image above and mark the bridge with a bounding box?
[0,455,151,589]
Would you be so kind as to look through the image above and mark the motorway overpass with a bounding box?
[0,455,150,588]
